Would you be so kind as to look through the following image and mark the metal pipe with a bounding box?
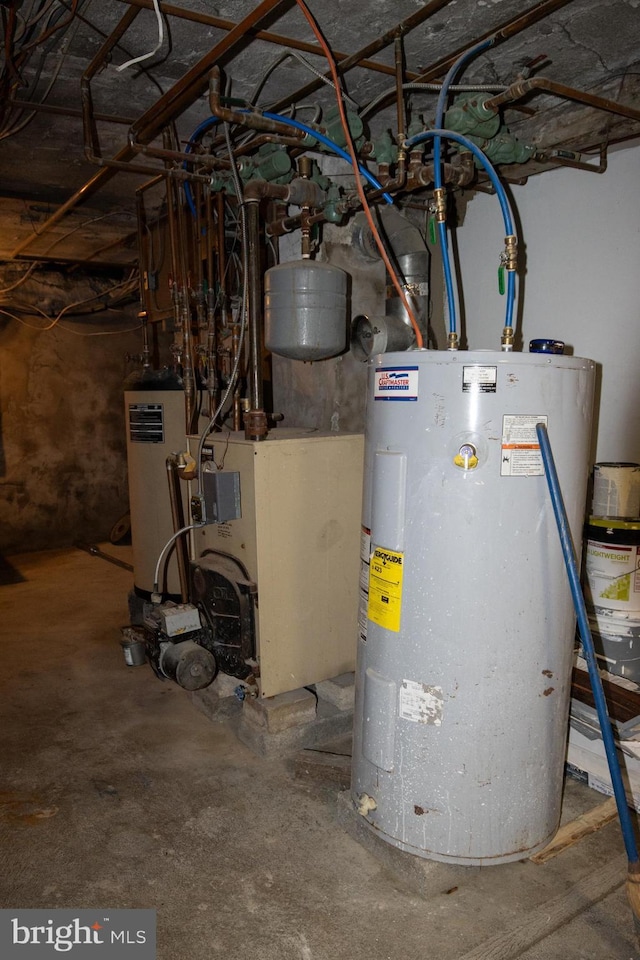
[135,189,150,316]
[81,5,141,162]
[7,98,134,124]
[394,36,406,145]
[245,200,267,441]
[208,68,306,140]
[412,0,574,84]
[131,141,231,169]
[11,0,286,259]
[131,0,288,144]
[267,0,453,113]
[117,0,400,80]
[484,76,640,124]
[83,229,138,262]
[166,456,190,602]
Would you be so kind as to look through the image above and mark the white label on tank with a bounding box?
[360,525,371,563]
[358,527,371,642]
[501,414,548,477]
[374,366,418,401]
[463,365,497,393]
[399,679,444,725]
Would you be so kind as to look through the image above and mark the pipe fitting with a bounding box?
[431,187,447,223]
[503,234,518,272]
[501,326,515,352]
[447,331,459,351]
[244,409,269,441]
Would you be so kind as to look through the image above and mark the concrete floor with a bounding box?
[1,546,639,960]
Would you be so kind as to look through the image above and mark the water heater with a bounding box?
[351,350,595,865]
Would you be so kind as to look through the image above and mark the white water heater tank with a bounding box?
[351,349,595,865]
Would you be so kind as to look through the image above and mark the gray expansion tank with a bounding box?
[264,259,347,361]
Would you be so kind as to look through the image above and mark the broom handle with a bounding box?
[536,422,638,865]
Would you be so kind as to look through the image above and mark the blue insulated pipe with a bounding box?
[406,127,517,332]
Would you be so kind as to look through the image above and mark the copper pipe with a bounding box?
[81,5,141,162]
[131,142,231,169]
[412,0,574,84]
[209,68,306,140]
[11,0,286,259]
[83,229,138,262]
[8,98,134,125]
[394,37,406,144]
[544,142,608,174]
[268,0,454,113]
[166,456,190,602]
[131,0,288,144]
[135,190,149,312]
[164,173,179,284]
[245,200,267,441]
[117,0,400,80]
[484,77,640,125]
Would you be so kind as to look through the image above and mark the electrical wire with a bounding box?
[250,49,360,110]
[153,523,204,597]
[1,274,139,331]
[0,9,84,142]
[2,306,142,336]
[291,0,423,349]
[116,0,164,73]
[0,261,40,294]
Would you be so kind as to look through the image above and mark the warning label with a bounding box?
[501,414,547,477]
[367,546,404,632]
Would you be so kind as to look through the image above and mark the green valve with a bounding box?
[498,265,505,296]
[428,216,437,246]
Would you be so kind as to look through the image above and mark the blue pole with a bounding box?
[536,421,638,864]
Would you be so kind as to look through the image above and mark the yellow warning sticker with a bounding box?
[368,546,404,632]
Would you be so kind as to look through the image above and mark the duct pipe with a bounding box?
[352,207,429,355]
[245,200,267,441]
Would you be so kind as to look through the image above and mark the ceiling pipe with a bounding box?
[7,99,135,125]
[484,76,640,125]
[208,67,307,141]
[412,0,575,84]
[267,0,454,114]
[10,0,288,260]
[130,0,289,143]
[117,0,400,81]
